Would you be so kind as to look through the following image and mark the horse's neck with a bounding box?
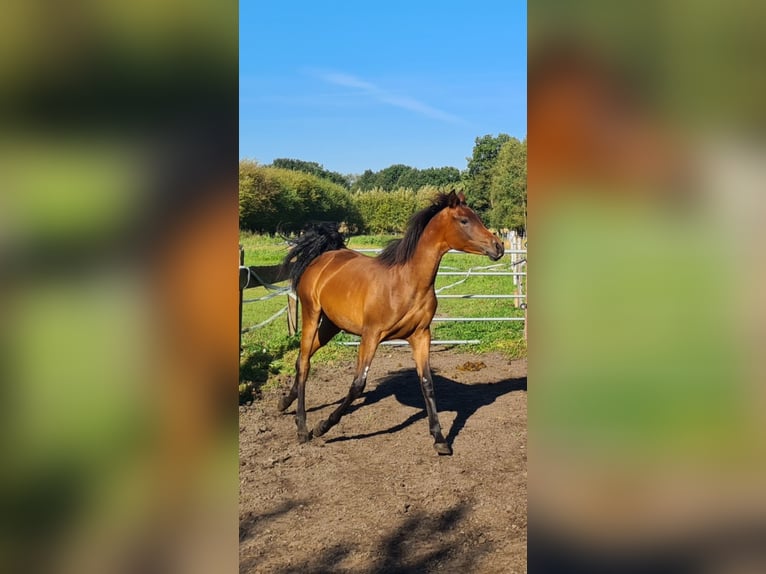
[405,227,449,292]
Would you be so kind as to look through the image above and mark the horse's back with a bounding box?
[297,249,383,332]
[298,248,372,298]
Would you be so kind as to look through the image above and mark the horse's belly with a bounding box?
[318,292,365,335]
[320,295,433,340]
[313,258,435,339]
[384,308,434,340]
[323,308,364,336]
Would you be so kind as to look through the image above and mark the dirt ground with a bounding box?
[239,347,527,573]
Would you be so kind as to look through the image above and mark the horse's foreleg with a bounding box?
[313,334,378,438]
[410,329,451,455]
[277,355,302,412]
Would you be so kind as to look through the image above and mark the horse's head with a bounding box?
[441,191,505,261]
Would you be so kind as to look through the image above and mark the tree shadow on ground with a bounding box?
[240,501,494,574]
[239,499,310,543]
[325,370,526,449]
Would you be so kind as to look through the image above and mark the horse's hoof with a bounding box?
[277,395,293,412]
[297,430,312,444]
[313,420,328,437]
[434,442,453,456]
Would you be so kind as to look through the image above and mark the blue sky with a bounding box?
[240,1,526,175]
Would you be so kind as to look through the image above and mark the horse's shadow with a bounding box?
[324,368,526,449]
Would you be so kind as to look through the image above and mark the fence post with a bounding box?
[522,235,527,342]
[510,231,522,309]
[239,245,245,353]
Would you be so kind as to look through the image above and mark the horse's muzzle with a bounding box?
[487,240,504,261]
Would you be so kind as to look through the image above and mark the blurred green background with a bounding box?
[1,2,238,573]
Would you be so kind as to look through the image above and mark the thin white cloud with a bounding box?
[321,72,378,92]
[310,69,468,125]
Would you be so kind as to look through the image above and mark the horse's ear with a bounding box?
[457,191,466,204]
[447,190,460,207]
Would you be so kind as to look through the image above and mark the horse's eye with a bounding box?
[460,218,469,225]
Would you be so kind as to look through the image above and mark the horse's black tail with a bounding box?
[281,222,347,291]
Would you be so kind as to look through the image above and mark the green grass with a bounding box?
[239,231,291,266]
[239,232,526,398]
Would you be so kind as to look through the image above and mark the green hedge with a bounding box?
[351,186,445,234]
[239,161,360,233]
[239,159,502,235]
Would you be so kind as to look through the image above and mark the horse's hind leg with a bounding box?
[313,333,379,438]
[409,329,451,455]
[277,313,339,413]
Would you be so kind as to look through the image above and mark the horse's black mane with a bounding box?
[377,192,453,267]
[282,222,347,290]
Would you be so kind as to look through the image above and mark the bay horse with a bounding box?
[277,190,504,455]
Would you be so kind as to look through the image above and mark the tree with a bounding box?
[374,164,415,191]
[487,137,526,232]
[354,169,378,191]
[352,164,462,192]
[464,134,512,217]
[397,166,462,190]
[270,158,351,188]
